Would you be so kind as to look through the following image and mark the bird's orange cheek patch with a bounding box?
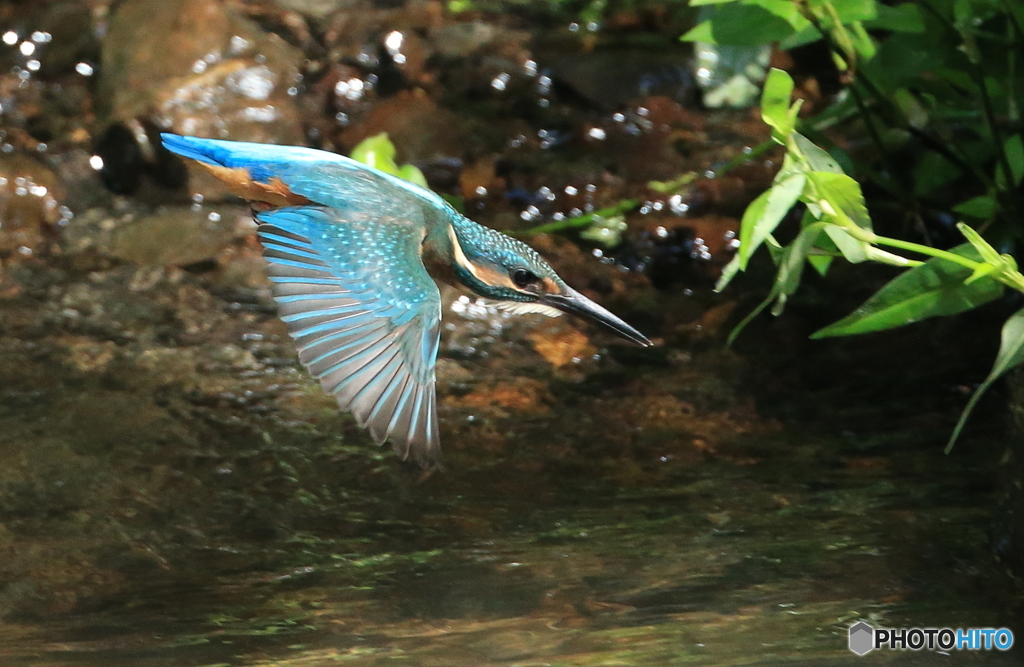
[474,264,517,291]
[202,163,311,207]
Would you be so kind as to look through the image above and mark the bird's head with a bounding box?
[447,222,651,347]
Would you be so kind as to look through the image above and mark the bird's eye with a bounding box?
[511,268,539,288]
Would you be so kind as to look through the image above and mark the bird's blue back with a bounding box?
[160,134,453,226]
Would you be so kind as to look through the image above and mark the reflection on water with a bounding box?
[0,273,1018,665]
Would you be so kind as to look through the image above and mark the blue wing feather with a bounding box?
[255,206,442,461]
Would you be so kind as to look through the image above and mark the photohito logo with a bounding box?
[848,621,1014,655]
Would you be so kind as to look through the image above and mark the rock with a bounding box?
[527,325,595,368]
[0,0,99,78]
[64,204,253,268]
[0,155,65,257]
[336,89,469,161]
[431,22,499,59]
[109,206,253,267]
[545,49,696,110]
[98,0,305,145]
[272,0,360,20]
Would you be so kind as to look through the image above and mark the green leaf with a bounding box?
[811,245,1003,338]
[688,0,742,5]
[747,0,813,28]
[1003,134,1024,187]
[735,190,770,265]
[778,25,825,50]
[350,133,427,187]
[824,226,870,263]
[947,307,1024,452]
[793,133,844,173]
[849,21,877,58]
[715,254,743,292]
[808,253,834,275]
[761,68,797,138]
[957,222,1002,265]
[772,222,827,316]
[350,133,397,171]
[397,164,429,188]
[808,211,838,274]
[892,88,929,129]
[913,151,962,196]
[765,233,784,263]
[864,3,925,32]
[953,195,997,219]
[725,224,826,340]
[809,171,872,230]
[681,21,716,42]
[681,3,800,44]
[738,173,806,268]
[823,0,878,23]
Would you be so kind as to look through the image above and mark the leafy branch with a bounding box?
[720,69,1024,451]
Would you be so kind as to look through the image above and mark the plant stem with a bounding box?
[517,199,638,236]
[870,236,983,271]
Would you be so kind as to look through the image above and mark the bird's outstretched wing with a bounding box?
[256,206,442,462]
[161,134,446,461]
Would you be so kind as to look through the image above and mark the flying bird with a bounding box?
[161,134,650,462]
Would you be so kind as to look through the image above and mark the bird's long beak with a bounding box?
[544,287,652,347]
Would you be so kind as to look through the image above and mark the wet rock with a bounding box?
[0,1,99,78]
[527,324,595,368]
[65,204,253,268]
[449,377,551,414]
[545,49,696,110]
[109,206,253,268]
[430,22,500,59]
[0,154,64,257]
[273,0,360,20]
[98,0,305,149]
[335,89,469,161]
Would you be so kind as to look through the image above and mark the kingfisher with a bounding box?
[161,134,650,463]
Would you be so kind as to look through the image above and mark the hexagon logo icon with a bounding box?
[849,621,875,655]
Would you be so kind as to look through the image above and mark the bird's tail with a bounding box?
[160,134,333,207]
[160,134,347,171]
[160,133,225,166]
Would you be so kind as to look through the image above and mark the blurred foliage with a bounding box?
[688,0,1024,447]
[721,69,1024,450]
[349,133,429,188]
[685,0,1024,244]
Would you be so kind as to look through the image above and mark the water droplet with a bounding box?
[491,72,510,91]
[384,30,404,52]
[2,32,18,46]
[75,62,94,76]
